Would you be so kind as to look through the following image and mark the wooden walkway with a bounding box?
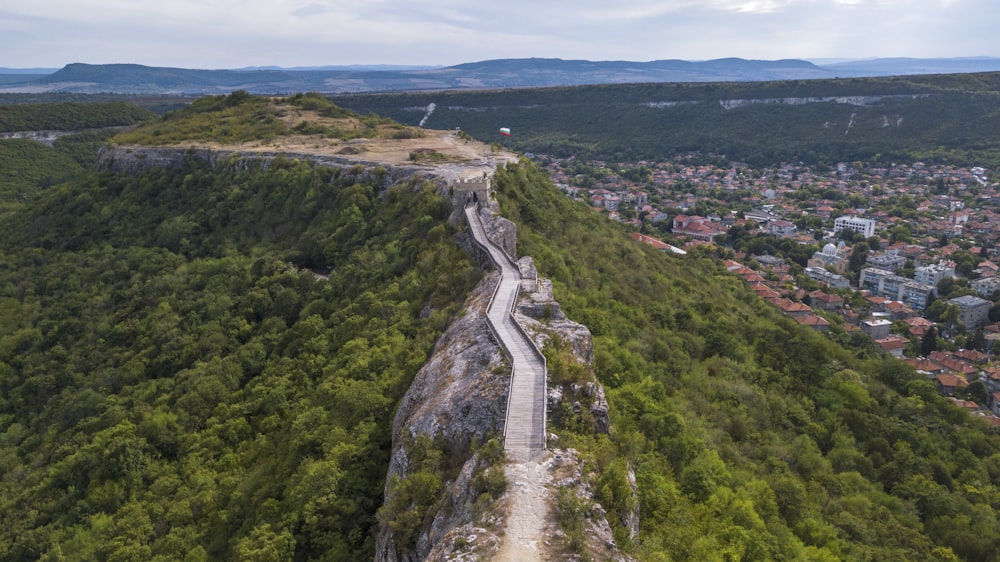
[465,204,547,461]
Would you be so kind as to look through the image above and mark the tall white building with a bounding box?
[835,216,876,238]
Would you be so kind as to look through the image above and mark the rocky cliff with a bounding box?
[96,145,433,186]
[375,270,511,562]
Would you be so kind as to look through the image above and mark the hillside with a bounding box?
[491,162,1000,560]
[334,73,1000,167]
[0,92,997,561]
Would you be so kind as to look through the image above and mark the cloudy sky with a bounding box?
[2,0,997,69]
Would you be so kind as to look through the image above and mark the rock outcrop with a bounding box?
[375,271,510,562]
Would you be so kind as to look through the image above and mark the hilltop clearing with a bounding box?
[110,91,513,179]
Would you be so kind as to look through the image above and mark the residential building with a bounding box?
[949,295,991,329]
[971,276,1000,297]
[768,219,797,238]
[914,261,956,287]
[861,318,893,340]
[875,335,908,357]
[673,215,725,242]
[935,374,968,396]
[860,267,935,309]
[835,215,876,238]
[805,267,850,289]
[866,250,906,272]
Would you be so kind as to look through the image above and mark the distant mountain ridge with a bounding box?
[3,57,1000,94]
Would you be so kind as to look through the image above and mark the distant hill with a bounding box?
[4,57,1000,95]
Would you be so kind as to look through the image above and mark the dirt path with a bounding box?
[495,452,555,561]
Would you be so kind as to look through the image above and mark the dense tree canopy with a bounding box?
[493,160,1000,561]
[0,157,480,560]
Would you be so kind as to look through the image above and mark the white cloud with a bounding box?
[1,0,999,67]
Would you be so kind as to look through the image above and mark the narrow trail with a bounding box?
[464,203,551,561]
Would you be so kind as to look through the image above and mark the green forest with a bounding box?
[492,162,1000,561]
[0,101,157,213]
[0,156,480,560]
[334,73,1000,167]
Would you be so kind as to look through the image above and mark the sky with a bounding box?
[2,0,999,69]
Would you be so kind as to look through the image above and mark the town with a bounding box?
[540,153,1000,425]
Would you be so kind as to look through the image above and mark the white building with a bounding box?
[805,266,850,289]
[914,261,956,287]
[860,267,935,310]
[835,216,876,238]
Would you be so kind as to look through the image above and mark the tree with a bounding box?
[849,242,870,275]
[921,327,938,356]
[971,328,986,353]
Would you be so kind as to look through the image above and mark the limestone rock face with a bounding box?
[375,272,509,562]
[96,145,428,188]
[516,277,594,366]
[478,206,518,261]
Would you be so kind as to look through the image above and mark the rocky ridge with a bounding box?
[91,139,633,560]
[377,194,636,561]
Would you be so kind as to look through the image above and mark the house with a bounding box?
[993,392,1000,417]
[768,219,797,238]
[935,374,968,396]
[774,298,813,318]
[809,290,845,311]
[949,397,980,412]
[876,335,908,357]
[928,352,978,378]
[861,318,893,340]
[863,295,890,313]
[952,349,989,364]
[673,215,726,242]
[982,367,1000,393]
[796,314,831,332]
[885,300,916,321]
[907,358,948,376]
[906,317,934,338]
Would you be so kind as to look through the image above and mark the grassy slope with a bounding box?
[493,161,1000,561]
